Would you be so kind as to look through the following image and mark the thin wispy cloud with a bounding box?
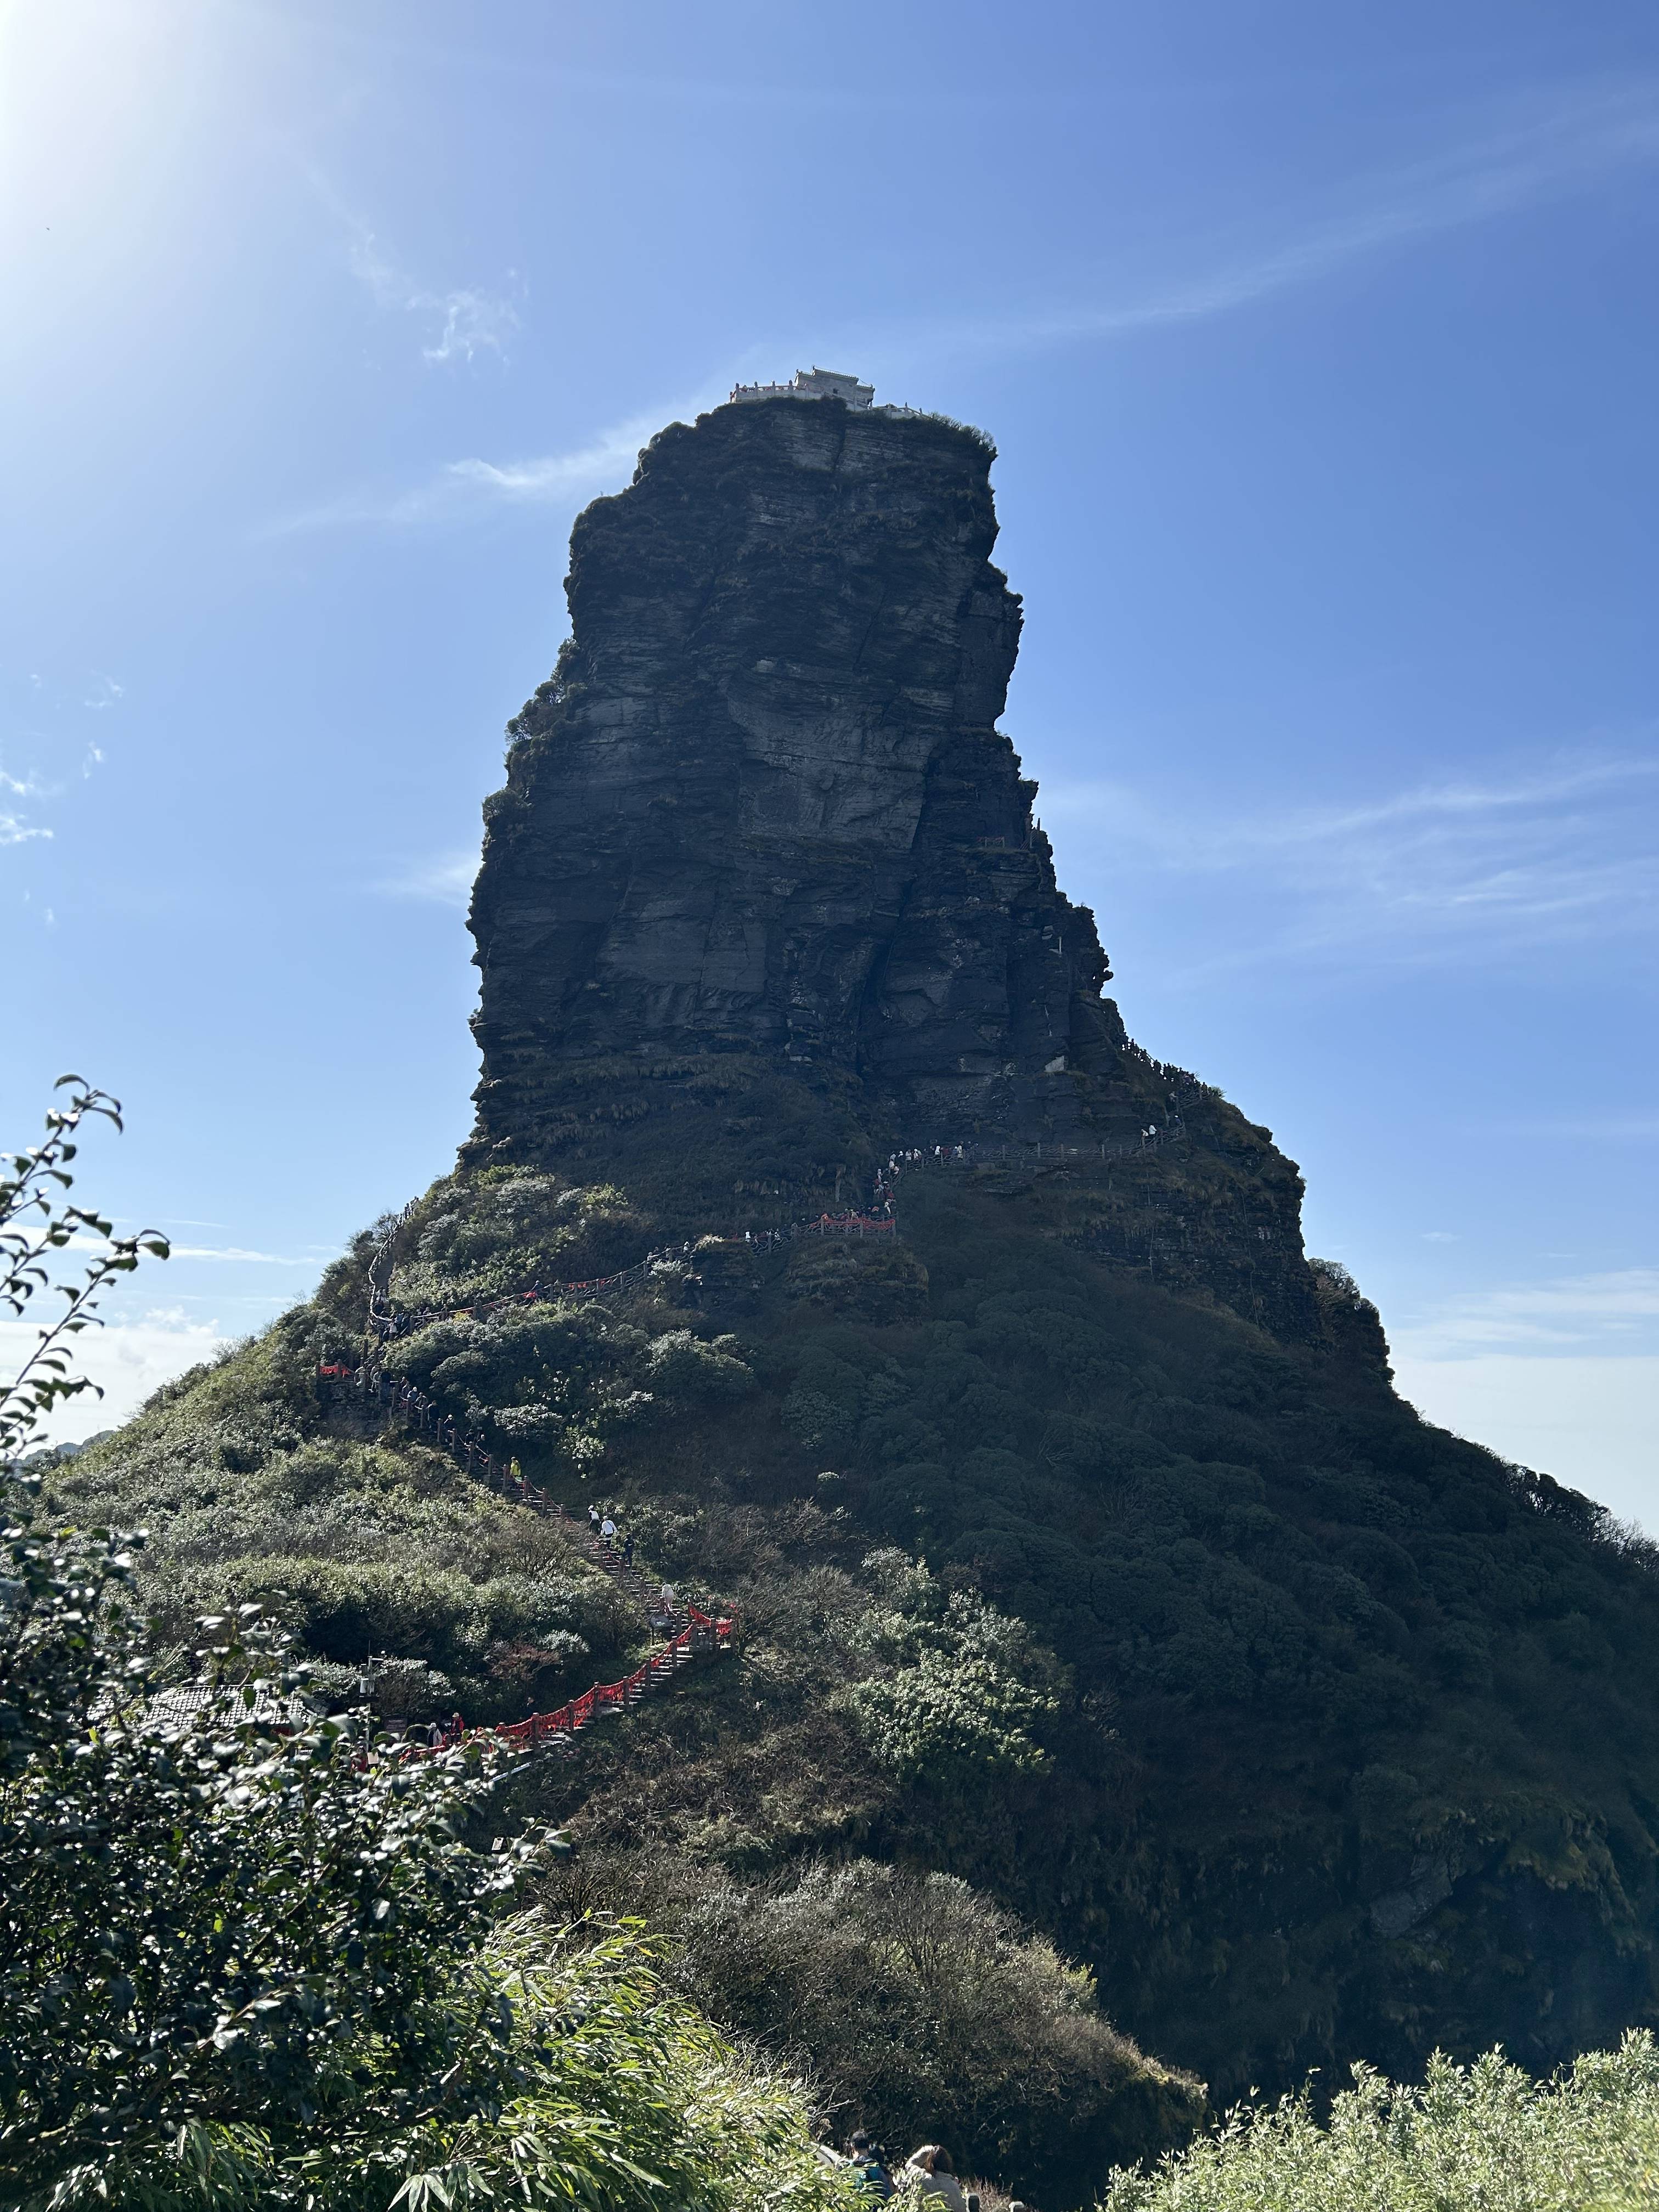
[373,848,481,907]
[115,1216,228,1231]
[916,77,1659,361]
[167,1245,325,1266]
[2,673,116,846]
[348,225,519,365]
[280,80,1659,539]
[1,752,59,844]
[1048,749,1659,977]
[263,405,698,537]
[1502,1115,1659,1142]
[295,160,522,366]
[1396,1267,1659,1357]
[58,1232,326,1267]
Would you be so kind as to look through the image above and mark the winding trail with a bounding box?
[334,1120,1193,1763]
[317,1363,735,1765]
[365,1122,1186,1340]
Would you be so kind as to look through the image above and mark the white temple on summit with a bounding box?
[728,366,876,409]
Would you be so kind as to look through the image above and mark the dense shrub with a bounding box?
[566,1857,1201,2205]
[645,1329,758,1402]
[388,1916,861,2212]
[380,1306,754,1464]
[170,1554,613,1711]
[388,1174,650,1309]
[840,1551,1065,1781]
[784,1240,930,1322]
[1100,2036,1659,2212]
[49,1390,636,1720]
[382,1307,657,1466]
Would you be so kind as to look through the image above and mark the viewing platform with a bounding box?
[729,365,874,408]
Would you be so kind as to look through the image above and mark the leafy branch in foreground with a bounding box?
[1,1076,169,1460]
[0,1525,547,2205]
[385,1917,861,2212]
[0,1082,855,2211]
[0,1514,855,2210]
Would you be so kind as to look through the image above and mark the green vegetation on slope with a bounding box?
[54,1311,640,1726]
[0,1499,855,2212]
[1099,2035,1659,2212]
[554,1858,1203,2202]
[52,1236,1199,2197]
[389,1158,1659,2111]
[52,1145,1659,2196]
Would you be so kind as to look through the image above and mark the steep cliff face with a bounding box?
[61,390,1659,2143]
[470,397,1121,1144]
[468,394,1315,1336]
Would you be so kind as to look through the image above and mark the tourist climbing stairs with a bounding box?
[314,1361,735,1764]
[332,1133,1200,1762]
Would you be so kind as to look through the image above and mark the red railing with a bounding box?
[403,1602,735,1761]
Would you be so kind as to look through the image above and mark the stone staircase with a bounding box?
[317,1375,736,1764]
[573,1533,710,1670]
[418,1524,732,1764]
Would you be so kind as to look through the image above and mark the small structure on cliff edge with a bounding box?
[729,365,876,408]
[466,387,1317,1334]
[469,391,1121,1152]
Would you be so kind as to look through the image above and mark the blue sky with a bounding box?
[3,1,1655,1520]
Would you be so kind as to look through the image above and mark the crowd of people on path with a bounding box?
[370,1119,1192,1342]
[588,1501,638,1569]
[584,1495,637,1566]
[589,1500,686,1624]
[826,2132,1033,2212]
[872,1146,968,1214]
[872,1128,1178,1214]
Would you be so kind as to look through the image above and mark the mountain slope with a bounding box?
[53,388,1659,2185]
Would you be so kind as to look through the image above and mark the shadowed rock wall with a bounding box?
[466,393,1319,1338]
[469,398,1124,1144]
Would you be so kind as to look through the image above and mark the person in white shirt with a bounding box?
[600,1515,618,1547]
[904,2147,966,2212]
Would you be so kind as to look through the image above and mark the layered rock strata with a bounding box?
[470,399,1123,1140]
[467,391,1317,1336]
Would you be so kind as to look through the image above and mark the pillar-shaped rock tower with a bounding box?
[464,388,1314,1340]
[468,393,1128,1170]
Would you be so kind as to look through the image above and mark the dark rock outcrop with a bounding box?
[61,391,1659,2143]
[467,392,1317,1337]
[471,398,1122,1134]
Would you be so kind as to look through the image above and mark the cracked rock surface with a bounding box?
[470,397,1122,1143]
[465,393,1318,1338]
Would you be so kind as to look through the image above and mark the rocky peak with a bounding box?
[469,395,1124,1153]
[465,390,1318,1341]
